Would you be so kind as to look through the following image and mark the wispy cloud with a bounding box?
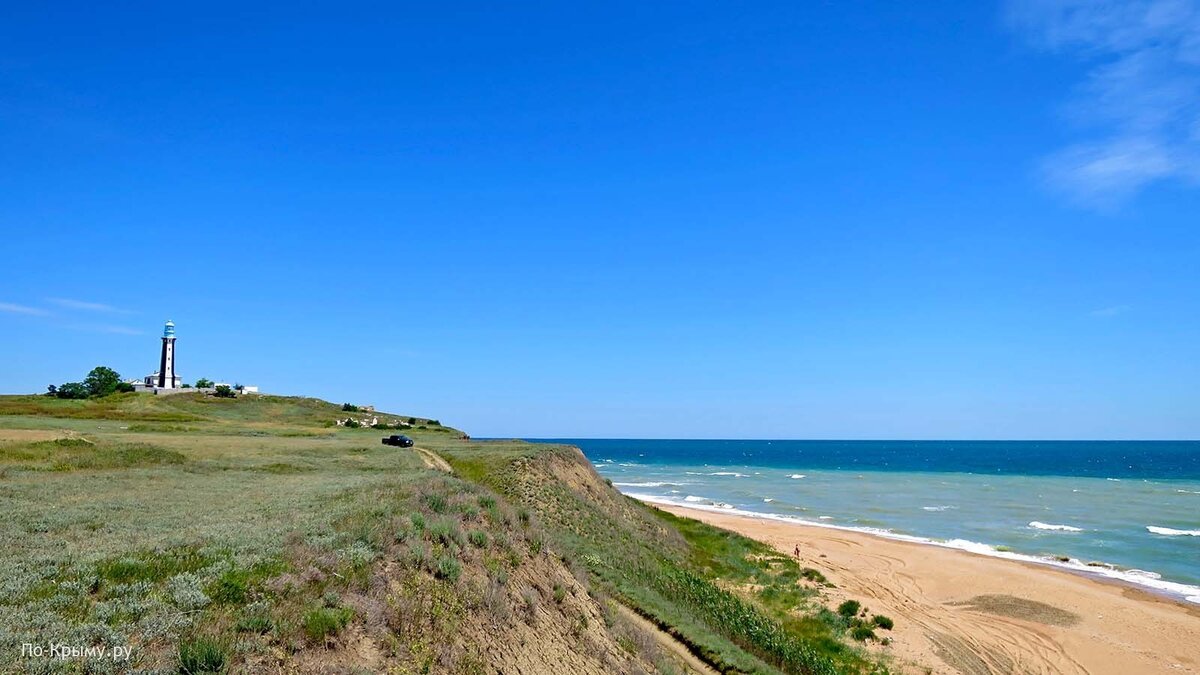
[47,298,133,313]
[1006,0,1200,206]
[0,302,48,316]
[1090,304,1132,316]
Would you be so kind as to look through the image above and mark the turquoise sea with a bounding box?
[547,440,1200,604]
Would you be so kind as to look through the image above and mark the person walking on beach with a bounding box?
[793,544,801,559]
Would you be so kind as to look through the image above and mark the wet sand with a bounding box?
[652,502,1200,675]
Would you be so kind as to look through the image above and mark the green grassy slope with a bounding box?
[0,393,885,674]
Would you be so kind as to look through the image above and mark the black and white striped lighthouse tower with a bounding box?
[157,320,177,389]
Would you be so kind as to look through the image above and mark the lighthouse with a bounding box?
[157,320,178,388]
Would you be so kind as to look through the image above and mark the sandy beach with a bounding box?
[652,502,1200,675]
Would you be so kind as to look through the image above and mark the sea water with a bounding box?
[545,440,1200,603]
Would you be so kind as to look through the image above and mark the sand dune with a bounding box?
[654,503,1200,675]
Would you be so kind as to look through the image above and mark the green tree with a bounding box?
[194,378,214,388]
[54,382,89,399]
[83,366,122,397]
[213,385,236,398]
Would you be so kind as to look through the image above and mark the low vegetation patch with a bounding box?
[302,606,354,643]
[178,636,228,674]
[0,437,186,471]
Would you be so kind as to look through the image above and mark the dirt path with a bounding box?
[654,504,1200,675]
[614,603,721,675]
[413,446,453,473]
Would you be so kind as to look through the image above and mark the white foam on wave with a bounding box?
[624,493,1200,605]
[763,498,774,503]
[922,505,956,512]
[1147,526,1200,537]
[1029,521,1084,532]
[788,474,806,479]
[709,471,747,477]
[1176,490,1200,495]
[683,495,706,503]
[613,481,676,488]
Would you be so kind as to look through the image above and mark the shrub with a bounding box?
[303,607,353,643]
[553,584,567,603]
[427,419,441,426]
[424,493,448,514]
[518,509,531,527]
[478,496,496,509]
[213,385,235,398]
[468,531,488,548]
[836,600,861,619]
[410,513,426,532]
[850,624,876,641]
[800,567,827,583]
[341,403,359,412]
[195,378,214,388]
[435,556,462,582]
[116,382,136,393]
[649,562,837,674]
[178,637,227,674]
[236,614,273,634]
[872,614,894,630]
[428,520,463,548]
[209,568,250,604]
[54,382,89,399]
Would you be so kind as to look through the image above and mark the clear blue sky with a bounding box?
[2,1,1198,439]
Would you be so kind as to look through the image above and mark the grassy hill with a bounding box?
[0,393,886,674]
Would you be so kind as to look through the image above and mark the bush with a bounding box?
[209,568,250,605]
[178,637,227,674]
[553,584,567,603]
[850,624,876,641]
[428,520,462,547]
[303,607,353,643]
[236,614,273,634]
[872,614,894,630]
[435,555,462,582]
[195,378,214,388]
[836,600,861,619]
[468,530,488,548]
[343,419,361,428]
[213,385,235,398]
[424,493,448,514]
[53,382,89,399]
[116,382,136,393]
[342,403,359,412]
[800,567,827,583]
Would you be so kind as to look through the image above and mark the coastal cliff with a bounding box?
[0,393,878,674]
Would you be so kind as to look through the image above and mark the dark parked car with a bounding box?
[381,434,414,447]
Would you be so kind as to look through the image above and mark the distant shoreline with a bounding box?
[630,492,1200,606]
[648,500,1200,675]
